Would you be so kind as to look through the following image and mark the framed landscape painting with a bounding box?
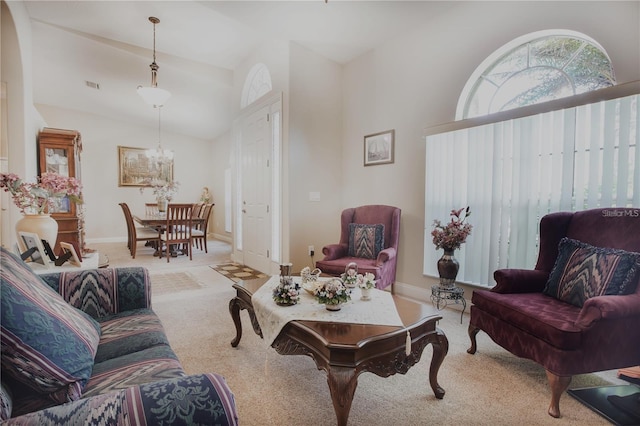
[364,129,395,166]
[118,146,173,187]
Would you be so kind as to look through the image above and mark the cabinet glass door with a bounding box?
[44,148,69,176]
[45,148,71,213]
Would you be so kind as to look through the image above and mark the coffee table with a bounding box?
[229,277,449,426]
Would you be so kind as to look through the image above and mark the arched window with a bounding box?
[457,30,615,119]
[241,63,273,109]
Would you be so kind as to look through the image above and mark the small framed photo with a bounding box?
[18,231,49,267]
[364,129,395,166]
[60,242,82,266]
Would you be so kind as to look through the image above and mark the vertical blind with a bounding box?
[424,94,639,287]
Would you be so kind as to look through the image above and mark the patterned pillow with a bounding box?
[348,224,384,259]
[543,238,640,307]
[0,248,101,404]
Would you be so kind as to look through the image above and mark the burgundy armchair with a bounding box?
[316,205,401,291]
[468,208,640,418]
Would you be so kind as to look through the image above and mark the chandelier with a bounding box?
[137,17,171,107]
[146,106,174,167]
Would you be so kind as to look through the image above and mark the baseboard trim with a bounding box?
[212,233,232,243]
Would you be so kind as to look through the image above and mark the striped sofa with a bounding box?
[0,247,238,425]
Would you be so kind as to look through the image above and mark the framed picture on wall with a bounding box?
[364,129,395,166]
[118,146,174,187]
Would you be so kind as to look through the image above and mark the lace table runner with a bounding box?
[252,276,404,345]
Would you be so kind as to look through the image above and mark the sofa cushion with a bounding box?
[471,290,583,350]
[0,248,101,404]
[348,223,384,259]
[94,308,171,363]
[543,238,640,307]
[83,345,184,397]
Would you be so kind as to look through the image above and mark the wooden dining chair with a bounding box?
[119,202,160,259]
[192,203,214,252]
[159,203,194,262]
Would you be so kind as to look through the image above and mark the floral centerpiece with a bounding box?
[431,207,472,252]
[0,172,82,214]
[272,277,300,306]
[314,278,351,310]
[140,179,180,202]
[358,272,376,290]
[357,272,376,301]
[341,262,359,288]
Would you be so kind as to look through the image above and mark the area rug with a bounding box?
[210,263,268,282]
[150,271,203,296]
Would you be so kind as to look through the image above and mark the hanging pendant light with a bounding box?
[137,17,171,107]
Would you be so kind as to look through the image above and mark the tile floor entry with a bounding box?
[210,263,268,282]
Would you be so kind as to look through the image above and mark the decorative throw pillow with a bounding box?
[348,224,384,259]
[0,248,101,404]
[543,238,640,307]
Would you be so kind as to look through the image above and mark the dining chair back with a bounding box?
[192,202,204,219]
[145,203,159,215]
[119,202,160,259]
[160,203,194,262]
[192,203,214,252]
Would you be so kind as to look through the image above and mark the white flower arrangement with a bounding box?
[358,273,376,290]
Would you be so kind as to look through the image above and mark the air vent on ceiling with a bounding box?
[85,81,100,90]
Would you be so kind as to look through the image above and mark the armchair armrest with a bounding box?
[5,374,238,426]
[492,269,549,294]
[38,267,151,319]
[376,247,396,266]
[577,294,640,328]
[321,243,348,261]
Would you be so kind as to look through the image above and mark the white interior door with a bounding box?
[241,106,271,273]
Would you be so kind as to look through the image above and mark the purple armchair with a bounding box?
[468,208,640,418]
[316,205,401,291]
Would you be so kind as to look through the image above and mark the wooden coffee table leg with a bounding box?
[228,297,243,347]
[429,326,449,399]
[326,366,359,426]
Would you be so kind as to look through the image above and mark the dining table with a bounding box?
[133,211,206,257]
[132,213,205,228]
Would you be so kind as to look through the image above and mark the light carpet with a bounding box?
[151,274,616,426]
[150,271,203,296]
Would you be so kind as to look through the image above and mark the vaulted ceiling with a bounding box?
[21,1,455,140]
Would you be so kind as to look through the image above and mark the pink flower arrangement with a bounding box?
[0,172,82,214]
[431,207,472,251]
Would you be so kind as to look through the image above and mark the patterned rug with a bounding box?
[210,263,268,283]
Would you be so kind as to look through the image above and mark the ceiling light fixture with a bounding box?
[137,16,171,107]
[146,105,174,168]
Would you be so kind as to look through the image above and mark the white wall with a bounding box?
[35,104,214,243]
[288,42,343,270]
[341,1,640,292]
[1,1,42,249]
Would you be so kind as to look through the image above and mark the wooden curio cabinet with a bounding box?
[37,127,84,255]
